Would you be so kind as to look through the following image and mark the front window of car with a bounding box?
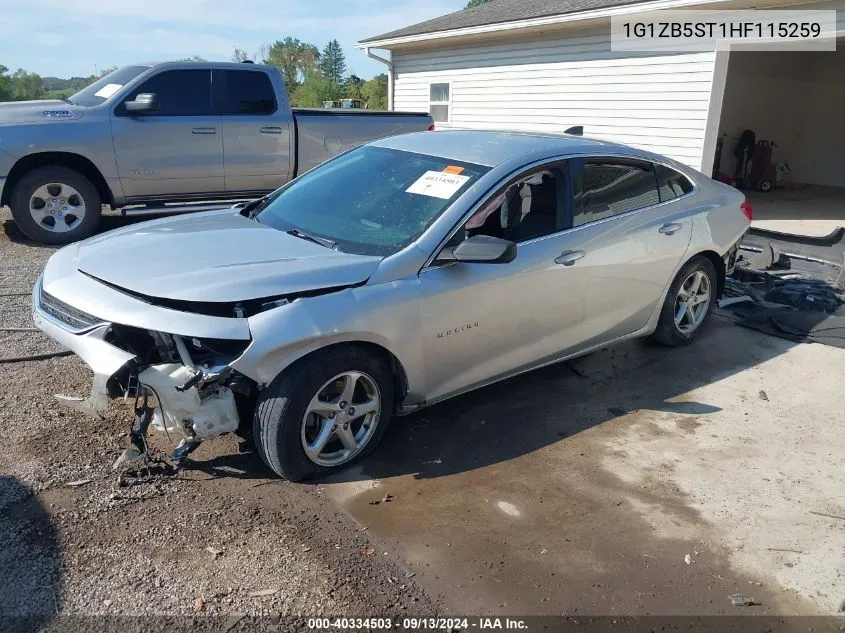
[67,66,150,107]
[254,146,490,256]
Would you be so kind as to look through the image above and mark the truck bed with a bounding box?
[292,108,432,176]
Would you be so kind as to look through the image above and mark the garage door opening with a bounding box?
[709,38,845,236]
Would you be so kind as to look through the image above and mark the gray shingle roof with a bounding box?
[360,0,651,43]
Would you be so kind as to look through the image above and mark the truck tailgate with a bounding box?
[292,109,432,176]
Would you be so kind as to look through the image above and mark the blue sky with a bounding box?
[1,0,465,79]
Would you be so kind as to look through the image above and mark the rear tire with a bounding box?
[9,166,102,245]
[650,256,718,347]
[253,345,393,481]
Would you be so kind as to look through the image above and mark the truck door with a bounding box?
[111,69,224,199]
[214,69,293,194]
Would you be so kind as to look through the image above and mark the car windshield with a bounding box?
[68,66,149,106]
[254,146,490,256]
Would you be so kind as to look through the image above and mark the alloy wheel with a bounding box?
[29,183,86,233]
[674,270,711,334]
[300,371,381,467]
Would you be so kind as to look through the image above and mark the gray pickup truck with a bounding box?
[0,61,432,244]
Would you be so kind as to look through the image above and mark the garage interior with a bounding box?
[712,39,845,236]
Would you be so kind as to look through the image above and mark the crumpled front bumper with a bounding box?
[32,274,134,415]
[32,271,245,443]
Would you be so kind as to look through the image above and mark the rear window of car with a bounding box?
[570,158,661,227]
[213,70,277,115]
[655,163,694,201]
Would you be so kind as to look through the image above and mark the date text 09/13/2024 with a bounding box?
[307,617,529,630]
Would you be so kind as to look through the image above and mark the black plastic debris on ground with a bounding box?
[722,229,845,348]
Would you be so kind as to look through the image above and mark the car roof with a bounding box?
[371,130,632,167]
[137,61,275,70]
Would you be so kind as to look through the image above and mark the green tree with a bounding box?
[344,74,364,100]
[361,73,388,110]
[179,55,207,62]
[264,38,320,93]
[319,39,346,85]
[0,65,13,101]
[465,0,489,7]
[11,69,44,100]
[291,70,342,107]
[232,47,251,62]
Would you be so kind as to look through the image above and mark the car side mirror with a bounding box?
[124,93,160,114]
[440,235,517,264]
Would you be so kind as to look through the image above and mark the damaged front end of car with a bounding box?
[32,274,257,467]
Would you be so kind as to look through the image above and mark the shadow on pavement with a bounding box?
[329,316,798,483]
[0,476,62,631]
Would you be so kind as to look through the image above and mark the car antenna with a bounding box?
[564,126,583,136]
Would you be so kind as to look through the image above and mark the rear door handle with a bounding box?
[191,127,217,135]
[555,250,585,266]
[260,126,283,134]
[658,222,682,235]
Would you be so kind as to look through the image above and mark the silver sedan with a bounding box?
[33,130,750,480]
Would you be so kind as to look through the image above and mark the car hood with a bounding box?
[76,211,382,303]
[0,100,87,124]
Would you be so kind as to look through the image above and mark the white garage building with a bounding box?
[358,0,845,224]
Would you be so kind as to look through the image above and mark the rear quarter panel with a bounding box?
[687,179,749,259]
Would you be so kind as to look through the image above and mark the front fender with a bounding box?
[230,278,426,403]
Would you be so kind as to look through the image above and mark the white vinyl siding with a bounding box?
[392,29,716,170]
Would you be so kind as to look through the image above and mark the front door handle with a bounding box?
[260,126,283,134]
[555,250,585,266]
[191,127,217,135]
[658,222,682,235]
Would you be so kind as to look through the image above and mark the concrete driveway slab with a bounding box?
[324,316,845,616]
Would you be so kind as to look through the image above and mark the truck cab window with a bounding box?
[116,70,212,116]
[213,70,277,115]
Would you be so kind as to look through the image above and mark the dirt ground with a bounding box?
[2,208,844,628]
[0,211,440,627]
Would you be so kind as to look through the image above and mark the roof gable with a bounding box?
[360,0,653,44]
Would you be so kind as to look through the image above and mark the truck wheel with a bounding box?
[650,256,717,347]
[253,346,393,481]
[9,166,102,245]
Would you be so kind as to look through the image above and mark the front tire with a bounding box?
[650,256,717,347]
[253,346,394,481]
[9,166,102,245]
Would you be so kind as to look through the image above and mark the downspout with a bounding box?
[364,47,394,111]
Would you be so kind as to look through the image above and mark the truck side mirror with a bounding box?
[124,93,160,115]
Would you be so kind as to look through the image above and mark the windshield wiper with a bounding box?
[241,195,269,220]
[286,228,336,250]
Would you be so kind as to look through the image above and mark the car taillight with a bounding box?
[740,201,753,221]
[427,123,435,131]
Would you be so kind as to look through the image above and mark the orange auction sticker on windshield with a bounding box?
[443,165,464,174]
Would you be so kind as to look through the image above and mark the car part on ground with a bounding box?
[718,231,845,348]
[32,130,749,480]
